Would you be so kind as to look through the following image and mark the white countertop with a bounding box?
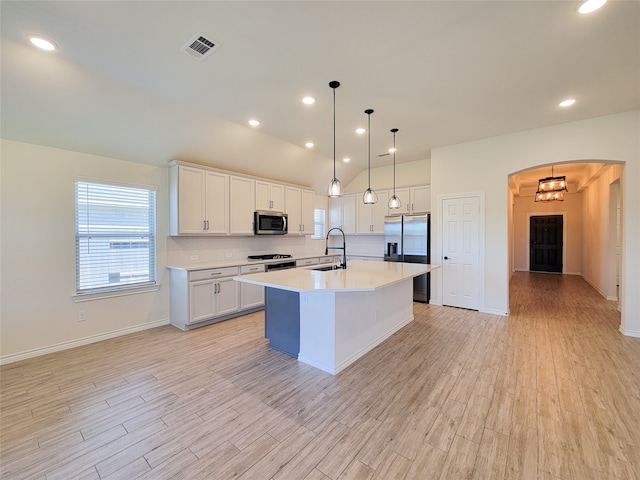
[233,260,439,293]
[167,254,382,272]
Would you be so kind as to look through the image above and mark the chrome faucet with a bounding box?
[325,227,347,269]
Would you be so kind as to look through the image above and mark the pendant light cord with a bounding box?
[333,86,337,179]
[392,130,397,195]
[367,111,372,188]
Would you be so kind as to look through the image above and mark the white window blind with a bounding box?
[75,181,156,294]
[312,208,325,239]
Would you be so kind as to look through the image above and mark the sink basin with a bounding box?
[310,264,342,271]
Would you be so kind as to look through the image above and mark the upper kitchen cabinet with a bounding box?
[169,164,229,235]
[285,187,315,235]
[328,194,356,235]
[230,175,255,234]
[394,185,431,214]
[356,190,389,234]
[256,181,285,212]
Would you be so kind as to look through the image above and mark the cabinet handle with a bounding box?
[210,272,221,276]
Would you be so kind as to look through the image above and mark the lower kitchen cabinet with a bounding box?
[169,266,242,330]
[189,276,239,323]
[240,264,265,309]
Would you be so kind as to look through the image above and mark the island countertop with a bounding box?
[233,260,439,293]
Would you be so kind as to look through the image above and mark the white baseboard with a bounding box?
[481,307,509,316]
[619,326,640,338]
[0,318,170,365]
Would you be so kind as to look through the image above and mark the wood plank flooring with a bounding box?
[2,272,639,479]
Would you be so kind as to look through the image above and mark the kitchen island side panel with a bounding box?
[264,287,300,357]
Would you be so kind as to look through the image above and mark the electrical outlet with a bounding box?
[78,310,87,322]
[190,255,199,261]
[225,253,232,258]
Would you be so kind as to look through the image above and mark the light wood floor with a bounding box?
[2,272,639,479]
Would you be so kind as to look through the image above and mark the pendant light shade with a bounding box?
[327,81,344,198]
[388,128,402,209]
[535,165,567,202]
[362,109,378,204]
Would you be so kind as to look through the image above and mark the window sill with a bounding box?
[72,284,160,303]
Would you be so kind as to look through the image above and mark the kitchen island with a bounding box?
[234,260,439,375]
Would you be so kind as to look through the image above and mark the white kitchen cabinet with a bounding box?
[240,264,265,310]
[296,257,319,267]
[168,266,240,330]
[256,181,285,212]
[394,186,431,214]
[285,187,315,235]
[301,189,315,235]
[230,175,255,234]
[328,194,356,234]
[190,276,239,323]
[356,190,389,234]
[169,165,229,235]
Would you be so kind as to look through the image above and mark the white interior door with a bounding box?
[442,196,480,310]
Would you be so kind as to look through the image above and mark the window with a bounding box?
[75,180,156,295]
[312,208,325,239]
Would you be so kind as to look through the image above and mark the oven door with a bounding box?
[254,211,288,235]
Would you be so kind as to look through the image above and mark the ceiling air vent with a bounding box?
[181,33,220,61]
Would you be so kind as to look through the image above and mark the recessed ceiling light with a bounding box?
[578,0,607,14]
[302,96,316,105]
[305,142,314,148]
[559,98,576,107]
[343,157,351,163]
[355,128,366,135]
[28,35,57,51]
[388,147,397,153]
[248,119,260,127]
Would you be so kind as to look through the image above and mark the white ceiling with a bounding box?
[1,1,638,192]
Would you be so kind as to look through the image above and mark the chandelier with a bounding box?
[535,166,567,202]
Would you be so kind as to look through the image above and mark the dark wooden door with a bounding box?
[530,215,563,273]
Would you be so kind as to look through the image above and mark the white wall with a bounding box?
[344,158,430,193]
[0,139,171,361]
[512,192,583,274]
[581,164,624,300]
[431,111,640,335]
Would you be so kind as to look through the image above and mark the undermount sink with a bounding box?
[310,264,342,271]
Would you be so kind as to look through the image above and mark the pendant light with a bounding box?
[327,81,343,197]
[388,128,402,209]
[535,165,567,202]
[362,108,378,204]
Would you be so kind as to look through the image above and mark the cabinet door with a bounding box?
[271,184,285,212]
[285,186,301,234]
[256,181,285,211]
[230,176,255,234]
[177,166,206,234]
[411,185,431,213]
[255,181,271,211]
[328,197,342,230]
[372,190,389,233]
[301,190,315,235]
[241,283,264,309]
[189,279,215,323]
[215,277,239,316]
[204,171,229,234]
[356,201,373,234]
[394,188,411,215]
[342,194,357,235]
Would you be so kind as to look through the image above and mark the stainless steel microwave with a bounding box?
[254,211,288,235]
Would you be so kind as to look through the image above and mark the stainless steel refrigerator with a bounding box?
[384,213,431,302]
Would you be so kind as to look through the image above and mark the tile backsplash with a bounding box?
[166,234,385,266]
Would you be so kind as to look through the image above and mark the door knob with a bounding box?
[444,256,450,260]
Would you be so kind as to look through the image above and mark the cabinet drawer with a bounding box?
[319,256,335,264]
[240,264,266,274]
[296,258,319,267]
[189,266,238,282]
